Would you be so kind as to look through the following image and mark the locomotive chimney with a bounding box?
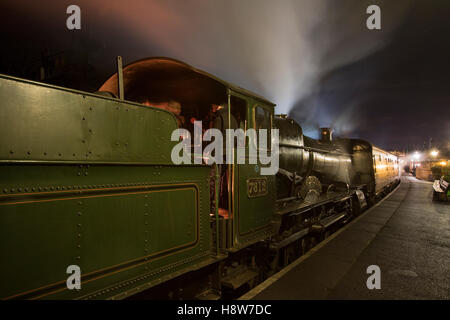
[320,128,333,142]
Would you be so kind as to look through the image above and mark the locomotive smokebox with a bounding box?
[320,128,333,142]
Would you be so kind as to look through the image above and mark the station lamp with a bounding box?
[430,150,439,157]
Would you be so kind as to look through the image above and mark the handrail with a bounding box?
[214,163,220,256]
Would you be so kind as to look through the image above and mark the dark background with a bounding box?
[0,0,449,152]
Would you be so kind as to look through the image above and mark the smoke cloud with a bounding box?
[79,0,409,115]
[2,0,411,139]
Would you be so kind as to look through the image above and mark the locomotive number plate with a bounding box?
[247,178,268,198]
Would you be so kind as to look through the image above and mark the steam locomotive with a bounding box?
[0,57,399,299]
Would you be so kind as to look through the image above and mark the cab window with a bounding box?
[254,106,271,149]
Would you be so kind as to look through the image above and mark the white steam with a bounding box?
[82,0,410,114]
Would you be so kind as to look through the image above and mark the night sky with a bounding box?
[0,0,449,152]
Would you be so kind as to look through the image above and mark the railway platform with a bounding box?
[242,174,450,299]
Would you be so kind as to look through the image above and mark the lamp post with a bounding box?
[430,149,439,158]
[411,151,421,174]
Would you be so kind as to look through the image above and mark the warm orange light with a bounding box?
[439,161,447,166]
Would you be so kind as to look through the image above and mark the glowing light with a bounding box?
[430,150,439,157]
[439,161,447,166]
[413,152,421,160]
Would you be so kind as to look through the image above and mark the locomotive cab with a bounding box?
[99,57,277,251]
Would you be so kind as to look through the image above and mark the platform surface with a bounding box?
[244,175,450,300]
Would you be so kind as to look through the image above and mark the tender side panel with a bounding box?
[0,75,177,164]
[0,77,212,299]
[0,165,211,300]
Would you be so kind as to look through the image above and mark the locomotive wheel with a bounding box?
[282,246,291,266]
[300,237,309,255]
[309,237,318,250]
[294,185,303,199]
[366,194,376,207]
[299,176,322,200]
[352,196,362,217]
[303,236,316,252]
